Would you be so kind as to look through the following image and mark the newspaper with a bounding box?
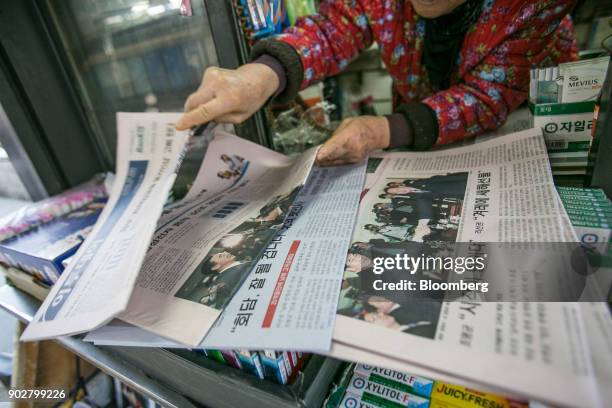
[85,162,367,351]
[84,319,184,348]
[22,113,189,340]
[22,113,319,346]
[202,163,366,351]
[26,115,609,405]
[117,129,317,346]
[329,128,609,407]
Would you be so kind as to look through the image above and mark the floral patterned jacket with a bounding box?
[253,0,578,146]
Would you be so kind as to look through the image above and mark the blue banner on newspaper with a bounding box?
[41,161,148,322]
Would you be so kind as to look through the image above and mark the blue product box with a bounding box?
[236,350,265,380]
[260,350,288,384]
[0,198,106,285]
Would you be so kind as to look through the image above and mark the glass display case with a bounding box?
[0,0,269,196]
[44,0,219,160]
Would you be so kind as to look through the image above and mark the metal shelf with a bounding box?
[0,284,198,408]
[0,285,341,408]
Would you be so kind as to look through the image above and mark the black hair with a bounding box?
[198,256,217,275]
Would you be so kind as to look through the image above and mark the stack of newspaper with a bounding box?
[18,113,612,407]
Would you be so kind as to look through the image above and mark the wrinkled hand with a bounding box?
[176,63,279,130]
[316,116,390,166]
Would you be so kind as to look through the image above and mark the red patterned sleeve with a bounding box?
[423,1,578,146]
[273,0,375,89]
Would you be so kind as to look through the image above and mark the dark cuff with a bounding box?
[253,54,287,97]
[394,103,439,150]
[251,39,304,104]
[385,113,413,149]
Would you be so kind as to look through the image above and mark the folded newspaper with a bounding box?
[22,112,363,351]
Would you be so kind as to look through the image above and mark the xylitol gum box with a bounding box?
[344,371,429,408]
[556,187,608,198]
[340,390,386,408]
[430,382,528,408]
[354,364,434,398]
[561,201,612,212]
[529,101,595,152]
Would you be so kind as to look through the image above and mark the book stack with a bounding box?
[196,349,310,384]
[0,197,107,285]
[0,175,109,285]
[325,364,529,408]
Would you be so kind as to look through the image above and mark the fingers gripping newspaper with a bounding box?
[22,113,318,346]
[329,128,608,407]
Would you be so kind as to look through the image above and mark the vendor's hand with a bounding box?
[176,63,280,130]
[316,116,390,166]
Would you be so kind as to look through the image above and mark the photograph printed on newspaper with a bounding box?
[202,162,367,351]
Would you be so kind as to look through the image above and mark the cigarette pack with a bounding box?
[260,350,289,384]
[559,56,610,103]
[219,350,242,369]
[430,382,527,408]
[204,349,226,364]
[536,67,560,104]
[354,364,434,398]
[345,372,429,408]
[0,198,106,285]
[295,352,310,371]
[282,351,295,379]
[236,350,265,379]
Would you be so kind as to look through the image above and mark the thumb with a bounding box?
[317,124,352,162]
[317,137,344,163]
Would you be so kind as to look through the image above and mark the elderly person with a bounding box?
[177,0,577,165]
